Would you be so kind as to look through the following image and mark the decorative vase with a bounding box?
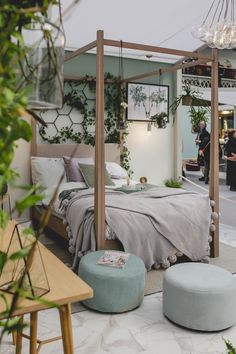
[22,19,65,110]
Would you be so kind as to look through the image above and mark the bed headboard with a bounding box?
[33,143,120,163]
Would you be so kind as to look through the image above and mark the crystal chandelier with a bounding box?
[192,0,236,49]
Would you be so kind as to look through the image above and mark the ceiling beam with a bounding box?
[123,58,210,83]
[103,39,212,61]
[65,40,97,62]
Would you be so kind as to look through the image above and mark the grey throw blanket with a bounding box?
[65,187,211,270]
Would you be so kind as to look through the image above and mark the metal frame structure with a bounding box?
[64,30,219,256]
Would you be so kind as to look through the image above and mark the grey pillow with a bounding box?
[79,163,115,187]
[63,156,93,182]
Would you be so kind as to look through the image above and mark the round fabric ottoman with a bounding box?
[78,251,146,313]
[163,263,236,331]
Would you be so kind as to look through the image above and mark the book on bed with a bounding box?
[97,251,130,269]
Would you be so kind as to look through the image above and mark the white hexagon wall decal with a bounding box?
[55,115,73,131]
[40,110,58,123]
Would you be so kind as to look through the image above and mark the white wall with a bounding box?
[126,122,174,185]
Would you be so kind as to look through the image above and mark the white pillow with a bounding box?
[31,157,68,206]
[106,162,128,179]
[31,157,67,190]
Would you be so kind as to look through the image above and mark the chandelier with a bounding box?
[192,0,236,49]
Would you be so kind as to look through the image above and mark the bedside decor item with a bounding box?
[127,82,169,121]
[163,263,236,331]
[140,176,148,184]
[0,222,50,298]
[79,250,145,313]
[191,0,236,49]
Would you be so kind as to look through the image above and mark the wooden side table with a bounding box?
[0,221,93,354]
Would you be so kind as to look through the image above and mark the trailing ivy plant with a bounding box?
[39,72,133,175]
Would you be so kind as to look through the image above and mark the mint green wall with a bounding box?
[64,53,176,184]
[65,53,174,103]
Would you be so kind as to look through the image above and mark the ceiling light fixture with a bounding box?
[192,0,236,49]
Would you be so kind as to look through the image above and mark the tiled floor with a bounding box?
[1,223,236,354]
[1,282,236,354]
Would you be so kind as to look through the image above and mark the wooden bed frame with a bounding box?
[32,30,220,256]
[31,142,123,249]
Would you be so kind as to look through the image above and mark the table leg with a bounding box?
[16,316,23,354]
[59,304,74,354]
[30,312,38,354]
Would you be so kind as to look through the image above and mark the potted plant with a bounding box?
[189,106,208,133]
[151,112,168,128]
[170,82,207,115]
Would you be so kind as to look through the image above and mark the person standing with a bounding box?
[225,129,236,191]
[224,129,234,185]
[195,121,210,184]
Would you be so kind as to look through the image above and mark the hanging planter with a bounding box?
[170,82,207,115]
[182,95,193,106]
[21,18,65,110]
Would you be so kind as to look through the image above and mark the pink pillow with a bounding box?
[63,156,93,182]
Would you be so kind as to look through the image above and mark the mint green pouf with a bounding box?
[78,251,146,313]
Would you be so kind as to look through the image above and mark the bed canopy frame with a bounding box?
[40,30,220,257]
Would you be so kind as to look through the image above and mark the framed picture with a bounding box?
[127,82,169,122]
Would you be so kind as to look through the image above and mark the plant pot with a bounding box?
[182,96,193,106]
[157,120,166,129]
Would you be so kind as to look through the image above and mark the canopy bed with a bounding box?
[31,30,219,267]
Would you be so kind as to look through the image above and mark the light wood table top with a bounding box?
[0,221,93,316]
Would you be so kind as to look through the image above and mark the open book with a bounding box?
[97,251,130,269]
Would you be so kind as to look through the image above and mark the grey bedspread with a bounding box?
[64,187,211,270]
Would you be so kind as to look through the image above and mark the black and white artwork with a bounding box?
[127,82,169,122]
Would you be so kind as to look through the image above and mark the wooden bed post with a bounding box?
[95,30,105,250]
[210,48,219,257]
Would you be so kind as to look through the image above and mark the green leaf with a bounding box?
[2,317,27,334]
[15,194,43,215]
[9,247,31,261]
[0,210,9,229]
[0,252,7,271]
[3,87,14,103]
[22,227,35,237]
